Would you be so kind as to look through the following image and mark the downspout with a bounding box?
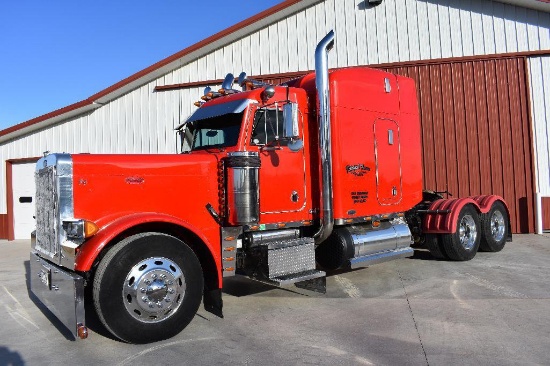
[313,30,335,245]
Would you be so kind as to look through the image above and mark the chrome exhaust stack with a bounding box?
[313,30,335,245]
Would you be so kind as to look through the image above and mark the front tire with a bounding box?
[93,232,203,343]
[479,201,509,252]
[442,205,481,261]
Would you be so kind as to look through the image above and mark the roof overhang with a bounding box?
[495,0,550,11]
[0,101,101,144]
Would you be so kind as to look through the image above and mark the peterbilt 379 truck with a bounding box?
[29,31,511,343]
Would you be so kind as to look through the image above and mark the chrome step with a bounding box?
[253,269,327,294]
[269,269,326,286]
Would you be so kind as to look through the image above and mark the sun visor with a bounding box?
[176,99,255,130]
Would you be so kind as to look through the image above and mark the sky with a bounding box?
[0,0,282,130]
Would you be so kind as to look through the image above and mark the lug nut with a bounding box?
[157,302,163,308]
[145,279,151,285]
[140,288,146,293]
[167,280,173,285]
[142,296,148,301]
[160,274,167,279]
[151,274,157,279]
[165,297,171,302]
[168,288,174,294]
[149,302,155,308]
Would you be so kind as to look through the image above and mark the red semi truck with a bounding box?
[30,31,511,343]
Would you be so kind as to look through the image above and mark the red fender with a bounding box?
[469,195,510,217]
[74,213,221,283]
[423,195,509,234]
[423,198,478,233]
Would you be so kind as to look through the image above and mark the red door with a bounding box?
[247,105,307,223]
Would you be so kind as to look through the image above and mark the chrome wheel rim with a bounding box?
[459,214,477,250]
[122,257,186,323]
[490,210,506,242]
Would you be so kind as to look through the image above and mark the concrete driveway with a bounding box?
[1,235,549,365]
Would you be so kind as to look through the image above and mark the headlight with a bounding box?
[62,219,98,239]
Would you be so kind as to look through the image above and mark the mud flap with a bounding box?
[203,287,223,318]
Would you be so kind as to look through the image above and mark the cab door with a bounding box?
[248,104,307,222]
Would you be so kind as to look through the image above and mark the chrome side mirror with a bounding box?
[283,103,303,152]
[283,103,299,139]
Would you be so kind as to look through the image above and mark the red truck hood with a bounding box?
[71,153,221,228]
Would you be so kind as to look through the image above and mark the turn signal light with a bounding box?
[194,101,201,107]
[218,89,226,94]
[84,221,99,238]
[372,221,381,228]
[224,236,236,241]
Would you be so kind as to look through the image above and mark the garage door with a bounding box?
[12,163,36,240]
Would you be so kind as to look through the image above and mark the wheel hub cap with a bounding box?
[459,214,477,250]
[490,210,505,242]
[146,279,168,302]
[123,257,186,323]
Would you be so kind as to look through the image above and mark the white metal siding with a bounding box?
[0,0,549,214]
[529,55,550,196]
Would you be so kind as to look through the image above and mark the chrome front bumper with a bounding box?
[29,251,87,339]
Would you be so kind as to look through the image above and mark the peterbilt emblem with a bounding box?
[346,164,371,177]
[125,176,145,184]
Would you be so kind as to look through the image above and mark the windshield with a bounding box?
[183,112,243,151]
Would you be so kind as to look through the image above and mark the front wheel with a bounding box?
[93,232,203,343]
[442,205,481,261]
[480,201,509,252]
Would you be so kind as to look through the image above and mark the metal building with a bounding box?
[0,0,548,239]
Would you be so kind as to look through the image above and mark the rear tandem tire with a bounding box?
[479,201,509,252]
[93,232,203,343]
[442,205,481,261]
[425,234,448,260]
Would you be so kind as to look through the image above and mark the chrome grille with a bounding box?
[33,153,74,268]
[35,165,58,258]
